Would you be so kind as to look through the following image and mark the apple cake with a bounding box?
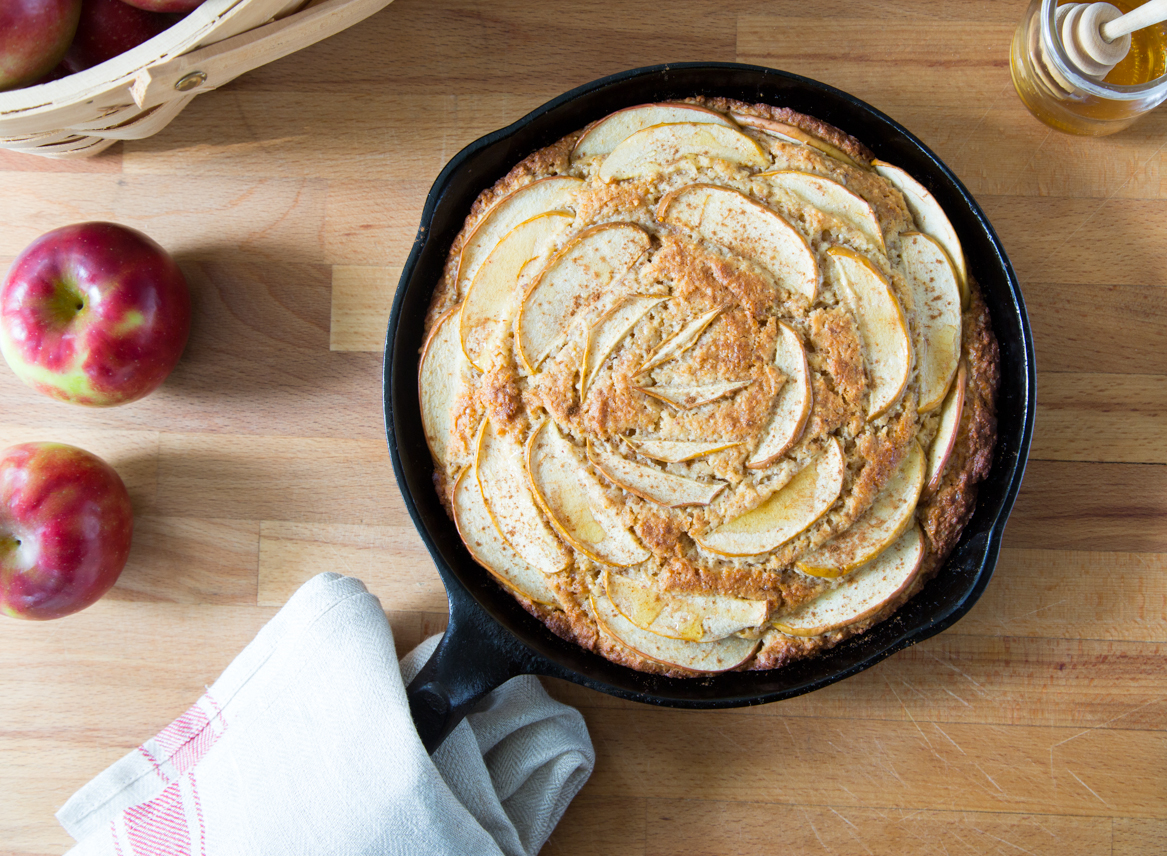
[418,98,999,676]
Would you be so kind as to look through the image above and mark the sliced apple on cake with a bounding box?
[729,112,863,168]
[900,231,962,412]
[747,321,812,469]
[419,304,473,468]
[476,422,570,574]
[628,438,742,463]
[637,380,754,410]
[826,247,912,421]
[759,170,884,250]
[872,160,968,304]
[461,211,574,371]
[581,294,665,396]
[452,467,559,607]
[516,222,651,373]
[637,306,723,375]
[925,362,967,493]
[526,421,649,567]
[656,184,818,301]
[697,437,845,557]
[605,570,768,642]
[598,122,769,182]
[590,579,759,672]
[588,441,725,508]
[796,440,925,578]
[774,524,926,636]
[455,176,584,292]
[572,102,738,164]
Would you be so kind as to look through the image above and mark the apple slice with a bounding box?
[729,113,862,168]
[925,362,966,493]
[759,170,884,250]
[516,222,651,373]
[455,176,584,293]
[572,103,738,164]
[419,304,473,468]
[598,123,769,182]
[588,441,726,508]
[452,468,559,607]
[461,211,574,371]
[628,438,742,463]
[526,421,650,567]
[476,422,570,574]
[590,580,759,672]
[826,247,913,420]
[581,295,666,395]
[901,231,962,413]
[747,321,812,469]
[656,184,818,301]
[872,160,968,303]
[796,440,926,578]
[637,379,754,410]
[637,306,723,375]
[697,437,845,557]
[605,570,768,642]
[774,524,926,636]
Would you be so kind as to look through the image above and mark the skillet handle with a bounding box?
[406,595,529,753]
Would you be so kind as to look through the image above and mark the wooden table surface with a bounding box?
[2,0,1166,852]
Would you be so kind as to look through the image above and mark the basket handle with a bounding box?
[130,0,395,110]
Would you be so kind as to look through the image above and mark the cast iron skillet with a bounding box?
[384,62,1035,753]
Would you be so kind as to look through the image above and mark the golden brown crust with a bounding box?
[421,99,999,676]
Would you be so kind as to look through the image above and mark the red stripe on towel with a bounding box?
[124,782,191,856]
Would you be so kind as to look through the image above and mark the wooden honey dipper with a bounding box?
[1059,0,1167,78]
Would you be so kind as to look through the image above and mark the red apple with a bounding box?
[29,59,71,84]
[0,0,82,91]
[62,0,170,73]
[0,442,133,620]
[0,222,192,407]
[121,0,202,13]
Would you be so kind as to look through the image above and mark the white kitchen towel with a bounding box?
[56,572,594,856]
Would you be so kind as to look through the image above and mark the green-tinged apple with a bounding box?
[0,442,133,620]
[0,222,192,407]
[0,0,82,91]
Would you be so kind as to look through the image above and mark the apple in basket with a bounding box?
[0,442,133,620]
[0,0,83,91]
[0,222,192,407]
[62,0,174,72]
[120,0,205,13]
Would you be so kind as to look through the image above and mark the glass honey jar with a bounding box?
[1011,0,1167,134]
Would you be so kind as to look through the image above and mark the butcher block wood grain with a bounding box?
[1,0,1165,853]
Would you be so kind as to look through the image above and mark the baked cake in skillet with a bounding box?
[418,99,999,676]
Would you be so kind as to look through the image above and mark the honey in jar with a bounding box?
[1011,0,1167,135]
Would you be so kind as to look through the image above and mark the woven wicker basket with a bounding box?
[0,0,394,158]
